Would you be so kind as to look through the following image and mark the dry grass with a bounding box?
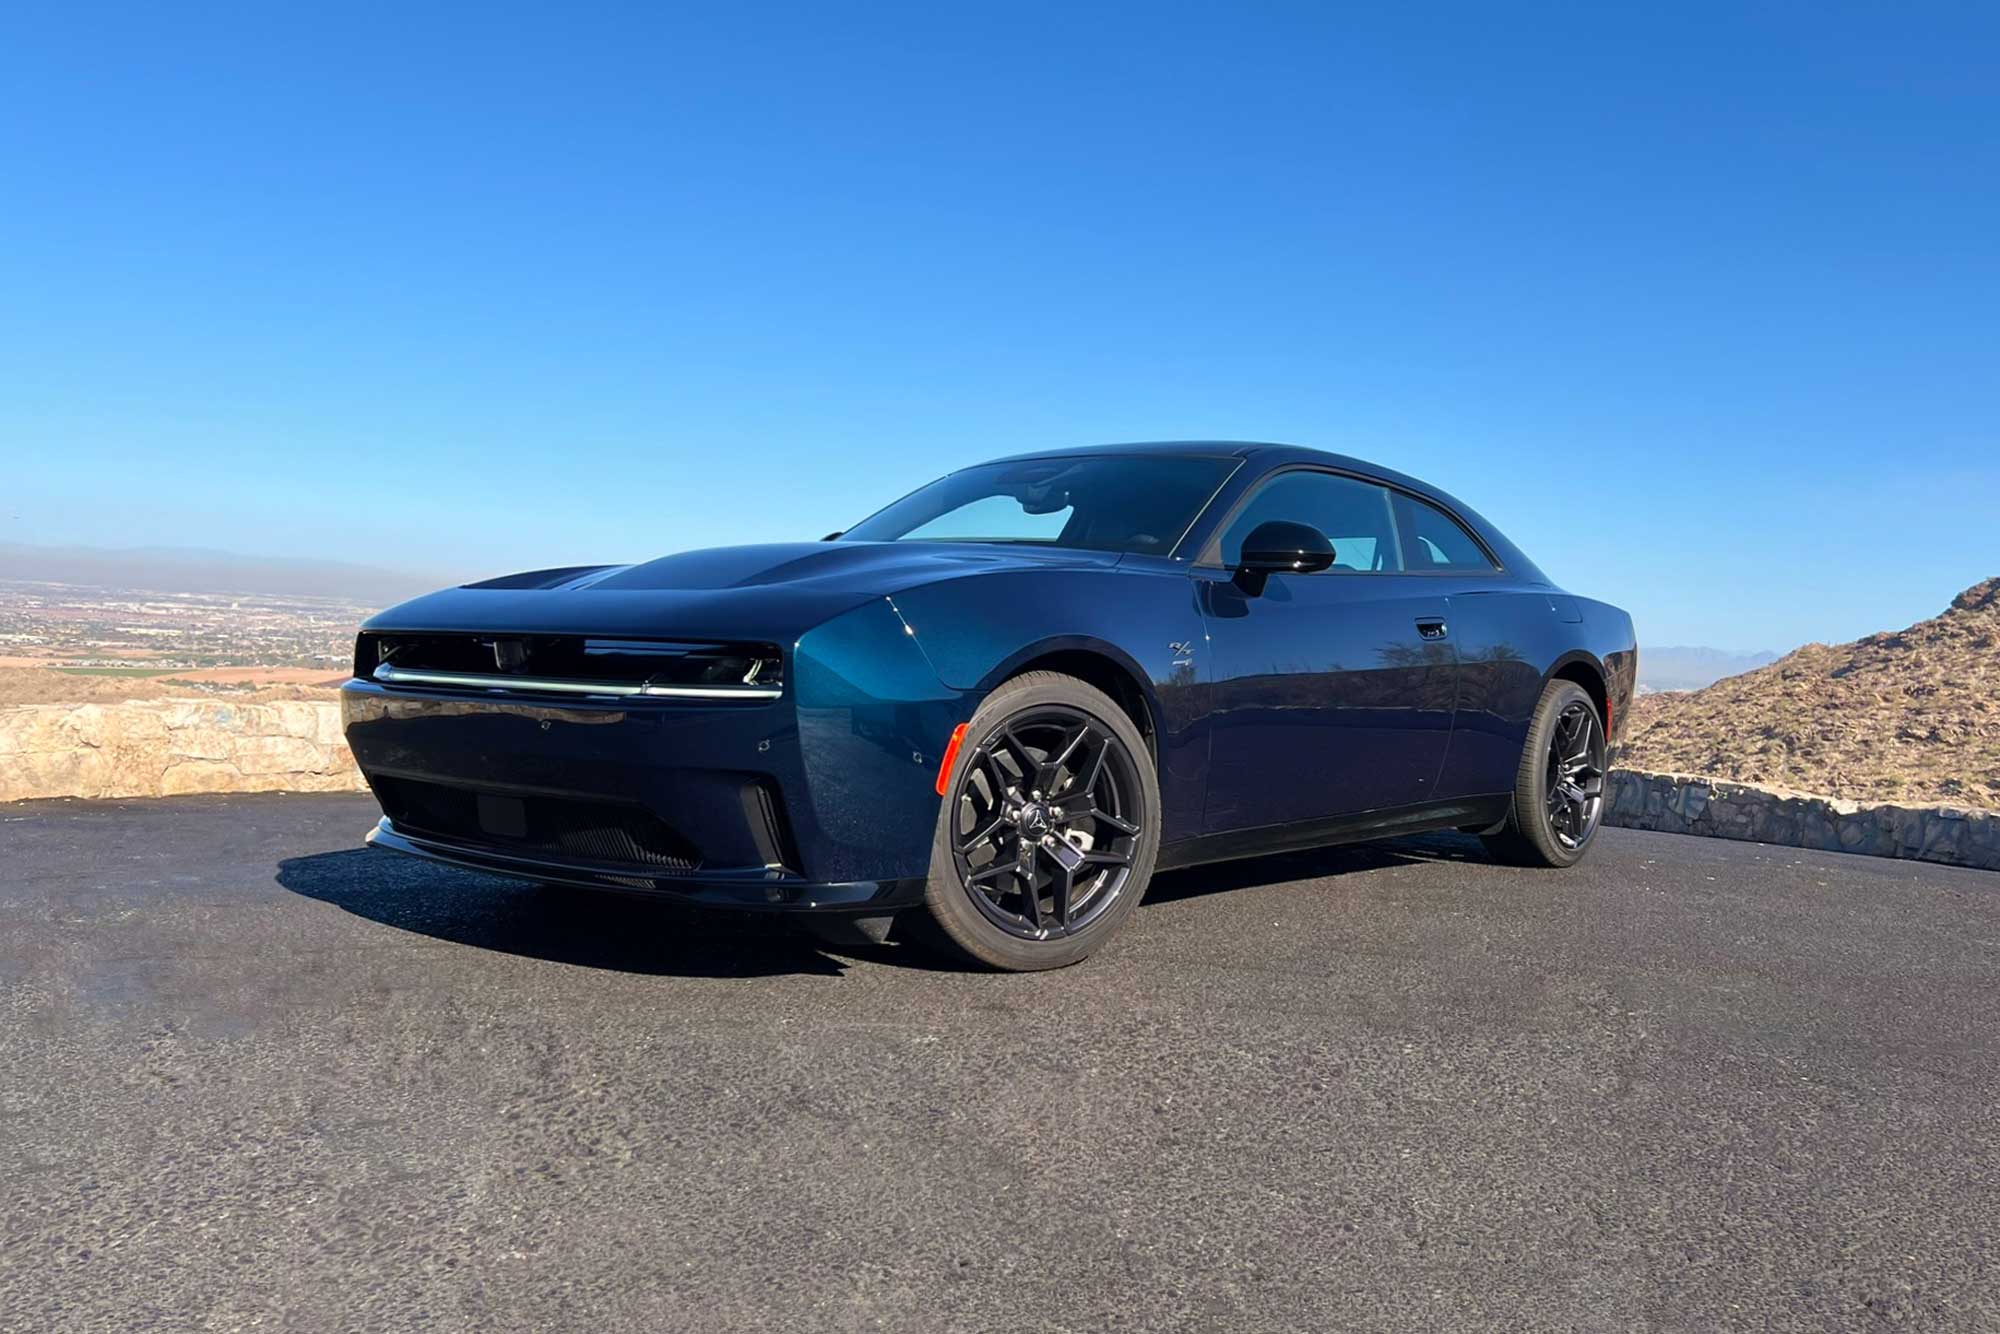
[1616,578,2000,810]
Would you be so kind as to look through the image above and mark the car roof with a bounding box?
[987,439,1274,462]
[981,440,1430,493]
[980,440,1368,468]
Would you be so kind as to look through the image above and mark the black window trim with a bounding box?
[1159,454,1249,562]
[852,451,1247,561]
[1191,463,1507,576]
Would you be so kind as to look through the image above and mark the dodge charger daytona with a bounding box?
[343,442,1636,970]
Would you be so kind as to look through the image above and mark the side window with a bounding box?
[1391,493,1497,571]
[1216,472,1403,572]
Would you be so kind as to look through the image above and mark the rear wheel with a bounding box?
[1481,679,1607,868]
[924,672,1159,970]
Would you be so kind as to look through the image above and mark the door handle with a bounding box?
[1415,619,1448,641]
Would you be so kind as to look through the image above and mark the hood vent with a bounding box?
[356,632,782,700]
[459,565,623,591]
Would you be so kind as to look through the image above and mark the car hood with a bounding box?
[363,541,1123,640]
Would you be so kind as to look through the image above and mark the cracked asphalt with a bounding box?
[3,793,1997,1332]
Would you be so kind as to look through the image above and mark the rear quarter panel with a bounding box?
[1439,586,1637,799]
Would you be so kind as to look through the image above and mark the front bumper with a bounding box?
[341,598,970,901]
[364,816,923,911]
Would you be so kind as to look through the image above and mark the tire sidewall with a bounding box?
[924,673,1161,970]
[1520,680,1600,867]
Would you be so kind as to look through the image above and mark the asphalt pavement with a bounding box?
[3,794,1996,1332]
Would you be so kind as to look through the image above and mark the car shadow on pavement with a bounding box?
[275,848,930,979]
[278,833,1497,978]
[1142,831,1492,906]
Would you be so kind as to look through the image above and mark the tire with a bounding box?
[1481,679,1608,868]
[923,671,1161,970]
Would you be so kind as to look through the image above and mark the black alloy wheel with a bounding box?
[924,672,1160,970]
[1482,678,1607,868]
[1544,698,1606,850]
[950,705,1143,939]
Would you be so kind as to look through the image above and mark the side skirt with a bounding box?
[1156,794,1512,873]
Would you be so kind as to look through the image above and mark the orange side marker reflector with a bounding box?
[935,723,969,796]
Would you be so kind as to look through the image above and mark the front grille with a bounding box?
[370,775,702,872]
[354,631,782,699]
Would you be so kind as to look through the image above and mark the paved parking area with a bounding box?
[3,794,1996,1331]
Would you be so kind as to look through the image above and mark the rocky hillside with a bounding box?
[1615,578,2000,810]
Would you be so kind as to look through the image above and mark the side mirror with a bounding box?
[1233,520,1335,594]
[821,531,845,542]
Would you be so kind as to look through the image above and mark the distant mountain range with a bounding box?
[1636,645,1780,694]
[0,542,456,606]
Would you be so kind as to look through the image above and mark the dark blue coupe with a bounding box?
[343,443,1636,969]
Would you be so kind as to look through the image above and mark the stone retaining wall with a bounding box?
[1607,769,2000,873]
[0,699,366,802]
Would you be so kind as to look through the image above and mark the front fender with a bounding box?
[888,570,1199,696]
[889,568,1211,840]
[791,597,966,882]
[977,633,1163,719]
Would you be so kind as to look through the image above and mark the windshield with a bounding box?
[840,455,1237,556]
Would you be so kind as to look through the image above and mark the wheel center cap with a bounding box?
[1019,803,1051,838]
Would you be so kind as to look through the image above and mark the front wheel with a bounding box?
[923,672,1160,970]
[1481,679,1607,868]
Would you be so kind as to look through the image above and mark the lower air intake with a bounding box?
[370,776,702,872]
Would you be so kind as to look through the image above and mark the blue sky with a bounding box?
[4,2,1995,649]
